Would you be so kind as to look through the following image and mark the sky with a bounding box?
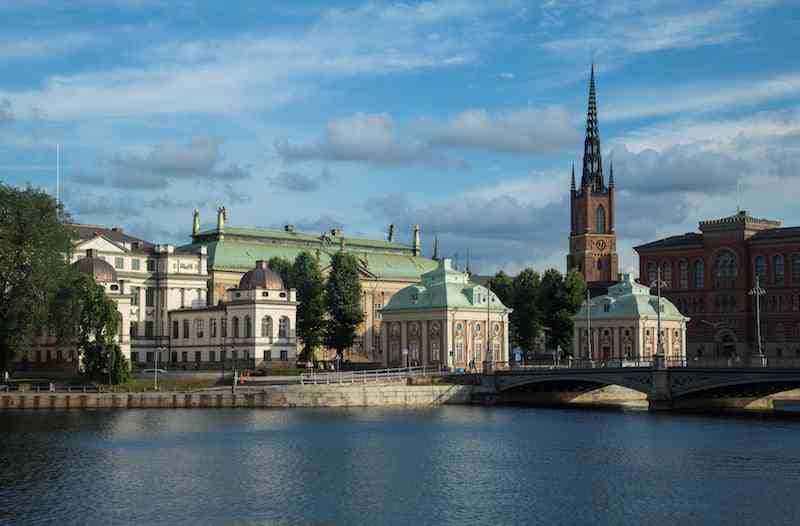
[0,0,798,276]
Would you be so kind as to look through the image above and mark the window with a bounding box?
[793,255,800,284]
[145,288,155,307]
[146,352,153,363]
[221,318,227,338]
[195,351,202,362]
[245,316,252,338]
[132,259,140,271]
[172,320,179,339]
[131,352,139,363]
[679,260,689,289]
[209,351,216,362]
[264,350,272,361]
[232,317,240,338]
[130,321,138,337]
[280,350,288,361]
[221,350,227,362]
[146,259,156,272]
[661,262,672,288]
[210,318,217,338]
[754,255,766,284]
[196,319,204,339]
[129,286,139,306]
[455,341,464,361]
[181,352,188,362]
[431,341,440,361]
[279,316,290,338]
[595,205,606,234]
[713,250,738,288]
[261,316,273,338]
[774,255,785,285]
[114,256,124,269]
[144,321,154,338]
[183,319,190,339]
[647,262,657,284]
[693,259,704,289]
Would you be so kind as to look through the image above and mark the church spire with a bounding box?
[581,63,604,192]
[570,162,576,190]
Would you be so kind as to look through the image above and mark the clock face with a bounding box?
[596,239,607,251]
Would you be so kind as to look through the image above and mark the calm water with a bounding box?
[1,407,799,526]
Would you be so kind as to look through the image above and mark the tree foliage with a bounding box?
[51,271,125,382]
[323,252,364,355]
[511,268,542,352]
[268,257,295,289]
[292,251,325,361]
[488,270,516,346]
[537,269,586,355]
[0,183,73,372]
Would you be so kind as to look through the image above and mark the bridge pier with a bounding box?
[647,368,674,411]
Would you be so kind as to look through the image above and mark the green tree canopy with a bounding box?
[537,269,585,354]
[488,270,516,346]
[51,271,126,382]
[324,252,364,356]
[268,256,295,289]
[511,268,541,352]
[0,183,74,373]
[292,251,325,361]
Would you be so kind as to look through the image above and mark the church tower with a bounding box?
[567,65,619,292]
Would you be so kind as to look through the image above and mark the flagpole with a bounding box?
[56,143,60,206]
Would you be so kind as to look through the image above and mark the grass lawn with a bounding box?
[113,376,223,392]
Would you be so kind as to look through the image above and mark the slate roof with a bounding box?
[69,223,155,253]
[750,227,800,241]
[634,233,704,252]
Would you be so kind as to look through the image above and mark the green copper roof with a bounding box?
[382,259,511,312]
[180,237,437,281]
[574,274,688,321]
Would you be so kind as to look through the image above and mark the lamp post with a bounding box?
[584,289,596,366]
[749,275,767,367]
[650,267,668,369]
[154,346,165,391]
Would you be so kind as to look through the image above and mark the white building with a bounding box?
[572,274,689,363]
[167,260,298,369]
[381,258,511,371]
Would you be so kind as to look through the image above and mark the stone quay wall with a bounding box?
[0,383,477,410]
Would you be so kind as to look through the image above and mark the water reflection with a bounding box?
[1,407,799,525]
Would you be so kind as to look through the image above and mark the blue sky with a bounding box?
[1,0,799,275]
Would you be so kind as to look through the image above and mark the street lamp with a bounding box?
[650,267,668,369]
[749,275,767,367]
[584,289,596,366]
[154,346,166,391]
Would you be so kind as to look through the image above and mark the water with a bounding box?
[1,407,799,526]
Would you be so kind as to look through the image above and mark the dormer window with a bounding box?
[262,292,269,297]
[603,304,610,313]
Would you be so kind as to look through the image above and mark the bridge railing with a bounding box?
[299,364,446,385]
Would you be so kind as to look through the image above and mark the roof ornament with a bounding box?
[432,235,439,261]
[388,224,395,242]
[581,63,604,192]
[192,208,200,237]
[570,162,576,191]
[609,159,614,188]
[412,224,420,256]
[216,206,227,231]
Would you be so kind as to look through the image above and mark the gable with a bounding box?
[75,236,128,255]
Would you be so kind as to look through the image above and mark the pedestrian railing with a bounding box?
[299,364,446,385]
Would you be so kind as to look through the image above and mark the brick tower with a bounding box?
[567,65,619,294]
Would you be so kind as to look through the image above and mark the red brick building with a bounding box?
[567,65,619,296]
[635,210,800,360]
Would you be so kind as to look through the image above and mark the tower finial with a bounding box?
[582,63,603,191]
[609,159,614,188]
[571,162,576,190]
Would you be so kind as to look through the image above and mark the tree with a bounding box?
[488,270,516,347]
[324,252,364,358]
[0,183,74,374]
[511,268,542,352]
[51,271,124,382]
[268,257,295,288]
[537,269,586,356]
[292,251,325,361]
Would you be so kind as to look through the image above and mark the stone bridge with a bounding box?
[488,365,800,411]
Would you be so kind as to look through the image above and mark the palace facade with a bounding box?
[380,258,511,371]
[635,210,800,360]
[181,207,439,364]
[567,65,619,296]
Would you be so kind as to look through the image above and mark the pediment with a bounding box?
[74,235,128,254]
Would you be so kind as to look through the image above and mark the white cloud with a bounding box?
[0,33,98,62]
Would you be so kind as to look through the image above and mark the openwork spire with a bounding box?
[581,64,604,192]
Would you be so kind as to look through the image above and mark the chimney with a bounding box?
[412,224,420,256]
[111,227,124,234]
[284,224,295,232]
[330,228,342,237]
[256,260,268,269]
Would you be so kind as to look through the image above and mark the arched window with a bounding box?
[595,205,606,234]
[261,316,273,338]
[774,255,785,285]
[244,316,252,338]
[661,262,672,288]
[182,319,189,339]
[279,316,290,338]
[232,317,240,338]
[713,250,738,288]
[647,262,657,284]
[754,255,766,284]
[693,259,704,289]
[678,260,689,289]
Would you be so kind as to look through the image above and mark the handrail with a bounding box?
[299,364,445,385]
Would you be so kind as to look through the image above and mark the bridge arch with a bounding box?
[495,371,652,395]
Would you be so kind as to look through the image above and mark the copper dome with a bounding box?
[72,249,118,284]
[238,260,284,290]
